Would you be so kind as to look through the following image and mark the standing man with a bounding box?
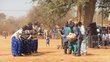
[77,22,87,55]
[31,30,38,53]
[68,21,77,55]
[2,31,8,39]
[74,23,83,56]
[63,23,71,54]
[102,31,109,48]
[60,27,64,48]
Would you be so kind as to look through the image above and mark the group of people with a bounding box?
[11,22,39,56]
[91,28,110,48]
[11,19,110,57]
[60,20,87,56]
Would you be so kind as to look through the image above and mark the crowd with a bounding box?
[90,27,110,48]
[11,22,39,56]
[11,20,87,56]
[60,20,87,56]
[11,20,110,57]
[60,20,110,56]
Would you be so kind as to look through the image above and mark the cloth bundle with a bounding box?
[66,33,76,42]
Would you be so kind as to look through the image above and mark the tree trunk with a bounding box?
[82,0,97,28]
[77,5,82,22]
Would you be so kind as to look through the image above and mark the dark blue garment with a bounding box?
[11,36,18,56]
[22,40,28,54]
[46,37,50,44]
[27,39,32,53]
[31,39,38,53]
[73,27,83,38]
[31,40,34,53]
[17,39,22,55]
[34,40,38,52]
[73,26,83,56]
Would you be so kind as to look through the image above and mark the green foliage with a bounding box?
[98,0,110,19]
[76,0,89,5]
[29,0,95,28]
[33,0,74,25]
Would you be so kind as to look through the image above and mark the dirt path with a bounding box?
[0,36,110,62]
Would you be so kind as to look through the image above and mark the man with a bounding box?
[77,22,87,55]
[63,23,71,54]
[60,27,64,48]
[102,31,109,48]
[68,21,77,55]
[30,30,38,53]
[2,31,8,39]
[75,23,83,56]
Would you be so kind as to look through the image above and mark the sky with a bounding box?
[0,0,32,18]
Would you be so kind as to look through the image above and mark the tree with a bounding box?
[81,0,96,27]
[30,0,110,28]
[0,13,6,21]
[98,0,110,19]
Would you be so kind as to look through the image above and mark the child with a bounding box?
[45,30,50,46]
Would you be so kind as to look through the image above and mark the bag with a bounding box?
[66,33,76,42]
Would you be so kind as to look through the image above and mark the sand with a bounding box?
[0,36,110,62]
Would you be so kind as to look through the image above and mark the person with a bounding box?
[45,30,50,46]
[2,31,8,39]
[11,29,22,56]
[77,22,85,36]
[77,22,87,55]
[63,23,71,54]
[60,27,64,48]
[75,24,83,56]
[20,25,31,55]
[67,21,77,55]
[102,31,109,48]
[30,30,38,53]
[97,28,102,48]
[80,35,88,55]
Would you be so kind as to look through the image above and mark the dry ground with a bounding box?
[0,36,110,62]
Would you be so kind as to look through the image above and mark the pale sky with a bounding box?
[0,0,32,18]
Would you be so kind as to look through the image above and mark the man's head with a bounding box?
[78,22,82,26]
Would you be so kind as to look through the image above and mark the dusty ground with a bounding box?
[0,36,110,62]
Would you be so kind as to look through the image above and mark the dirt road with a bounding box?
[0,36,110,62]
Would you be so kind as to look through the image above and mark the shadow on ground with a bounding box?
[32,51,56,56]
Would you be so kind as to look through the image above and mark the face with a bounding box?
[71,21,75,26]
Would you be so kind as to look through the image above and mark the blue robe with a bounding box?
[17,39,22,55]
[22,39,28,54]
[27,39,32,53]
[31,39,38,53]
[11,36,18,56]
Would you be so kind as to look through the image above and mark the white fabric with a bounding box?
[81,36,88,54]
[79,25,85,35]
[11,29,23,39]
[109,34,110,40]
[97,29,100,32]
[66,33,76,41]
[102,34,109,40]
